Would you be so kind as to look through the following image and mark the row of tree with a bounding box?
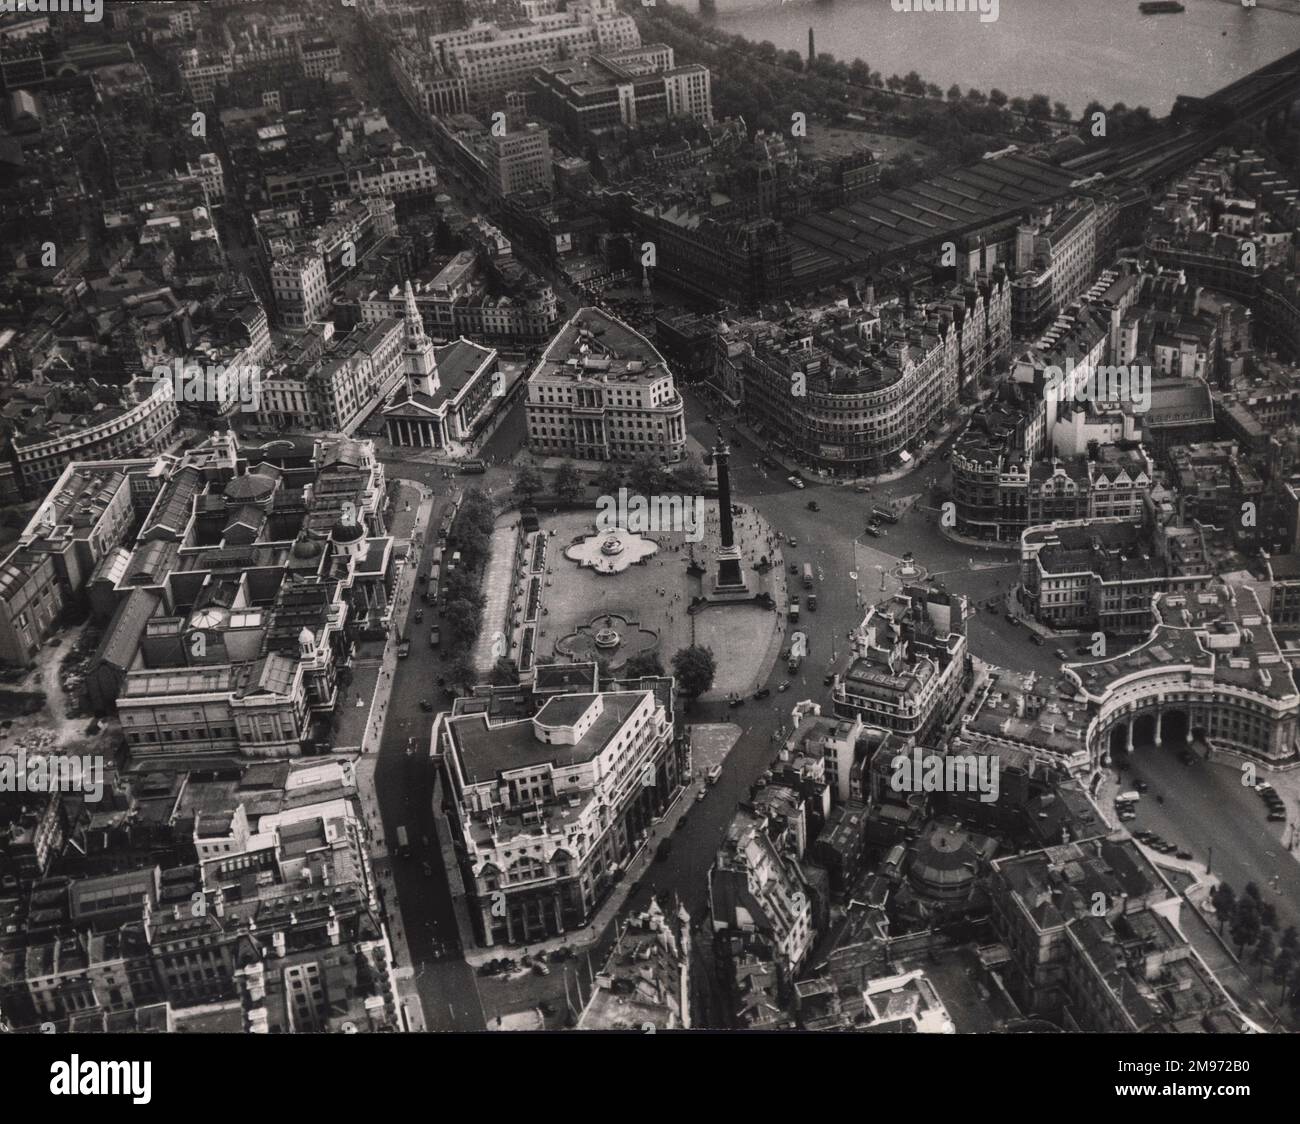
[632,5,1158,193]
[1208,880,1300,1017]
[511,454,712,507]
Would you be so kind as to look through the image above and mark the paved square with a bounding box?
[484,501,790,697]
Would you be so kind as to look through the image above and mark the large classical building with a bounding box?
[428,0,640,101]
[381,283,502,453]
[1068,582,1300,767]
[728,276,1009,476]
[76,434,397,760]
[9,377,179,499]
[531,45,712,142]
[1018,515,1231,635]
[525,306,686,464]
[437,672,683,946]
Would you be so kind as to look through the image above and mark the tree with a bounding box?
[447,653,477,693]
[1273,951,1294,999]
[1253,929,1276,979]
[457,525,490,573]
[1026,93,1052,119]
[513,465,544,505]
[925,83,943,101]
[555,460,584,505]
[946,84,962,101]
[628,454,668,498]
[460,488,495,536]
[593,461,626,496]
[672,456,709,496]
[1009,97,1028,115]
[671,645,716,699]
[1211,884,1236,934]
[781,49,803,72]
[444,598,482,648]
[988,88,1008,108]
[1052,101,1072,123]
[625,651,665,678]
[848,58,870,86]
[444,567,483,608]
[965,88,986,104]
[492,657,520,685]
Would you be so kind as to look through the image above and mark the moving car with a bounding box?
[788,475,805,489]
[397,636,411,658]
[419,699,433,712]
[753,687,771,700]
[1054,648,1068,660]
[807,500,819,512]
[864,525,882,538]
[778,680,791,692]
[728,694,745,708]
[1029,633,1044,646]
[696,788,707,802]
[807,594,817,611]
[415,609,424,623]
[707,765,723,785]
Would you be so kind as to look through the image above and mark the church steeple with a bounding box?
[404,280,425,345]
[401,280,438,397]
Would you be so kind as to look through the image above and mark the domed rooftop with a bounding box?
[331,518,365,544]
[909,825,984,890]
[292,538,322,560]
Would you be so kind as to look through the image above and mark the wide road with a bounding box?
[370,475,489,1031]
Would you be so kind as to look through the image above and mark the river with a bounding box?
[706,0,1300,115]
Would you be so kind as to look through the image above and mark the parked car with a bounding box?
[753,687,771,700]
[807,500,819,512]
[414,609,424,623]
[728,694,745,708]
[778,680,791,692]
[419,699,433,712]
[790,562,799,574]
[864,525,882,538]
[788,475,805,489]
[823,673,835,686]
[1029,633,1044,646]
[1054,648,1068,660]
[1269,811,1288,822]
[695,788,707,802]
